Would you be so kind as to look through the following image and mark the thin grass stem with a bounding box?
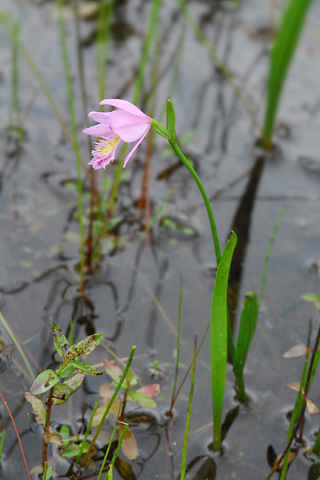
[169,277,183,415]
[74,398,99,466]
[259,207,285,304]
[0,426,6,462]
[180,336,197,480]
[56,0,85,292]
[81,345,136,467]
[0,310,34,381]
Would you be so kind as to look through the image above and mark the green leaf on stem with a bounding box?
[51,323,69,359]
[58,363,76,378]
[66,333,103,359]
[211,231,237,451]
[69,359,103,376]
[30,369,60,395]
[25,392,46,425]
[233,292,259,402]
[127,390,157,408]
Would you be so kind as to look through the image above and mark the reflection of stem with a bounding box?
[42,388,54,468]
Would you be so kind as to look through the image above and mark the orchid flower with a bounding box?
[83,99,151,169]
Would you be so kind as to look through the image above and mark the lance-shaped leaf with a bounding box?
[102,358,122,383]
[66,333,103,359]
[69,359,103,376]
[58,363,76,378]
[118,425,138,461]
[30,369,60,395]
[127,390,157,408]
[136,384,160,398]
[51,323,69,359]
[25,392,46,426]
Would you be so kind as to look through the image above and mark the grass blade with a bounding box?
[211,231,237,451]
[263,0,313,146]
[56,0,85,291]
[180,337,197,480]
[233,292,259,402]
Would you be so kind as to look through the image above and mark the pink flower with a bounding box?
[83,99,151,169]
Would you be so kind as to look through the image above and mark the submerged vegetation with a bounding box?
[0,0,319,479]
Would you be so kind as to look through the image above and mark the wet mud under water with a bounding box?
[0,0,320,478]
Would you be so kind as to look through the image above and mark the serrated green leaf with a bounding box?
[66,333,103,359]
[127,391,157,408]
[51,323,69,359]
[25,392,46,425]
[30,370,60,395]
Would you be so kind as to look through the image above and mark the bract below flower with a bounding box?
[83,99,151,169]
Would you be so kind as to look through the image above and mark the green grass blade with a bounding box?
[0,311,34,381]
[56,0,85,291]
[263,0,313,145]
[74,398,99,466]
[211,231,237,451]
[81,345,136,467]
[233,292,259,402]
[97,418,118,480]
[260,207,285,305]
[97,0,115,102]
[0,426,6,462]
[180,337,197,480]
[170,277,183,414]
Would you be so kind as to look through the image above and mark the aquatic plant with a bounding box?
[263,0,314,148]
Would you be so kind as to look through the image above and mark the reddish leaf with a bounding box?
[102,358,122,383]
[136,384,160,398]
[118,425,138,461]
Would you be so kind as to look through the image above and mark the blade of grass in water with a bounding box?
[260,207,285,304]
[97,418,119,480]
[0,426,6,462]
[9,17,23,142]
[169,277,183,416]
[0,310,34,381]
[56,0,85,292]
[81,345,136,467]
[180,337,197,480]
[74,398,99,466]
[211,231,237,451]
[263,0,313,147]
[97,0,115,103]
[233,292,259,403]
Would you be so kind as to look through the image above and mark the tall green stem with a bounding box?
[169,140,221,265]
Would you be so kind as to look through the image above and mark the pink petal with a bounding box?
[110,110,150,142]
[123,126,150,167]
[99,98,147,117]
[83,123,111,137]
[88,111,111,124]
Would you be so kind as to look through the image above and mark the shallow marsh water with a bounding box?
[0,0,320,479]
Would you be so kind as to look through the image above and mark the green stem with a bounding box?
[169,140,221,265]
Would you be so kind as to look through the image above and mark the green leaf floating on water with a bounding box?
[30,369,60,395]
[66,333,103,359]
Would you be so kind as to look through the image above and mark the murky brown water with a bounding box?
[0,0,320,479]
